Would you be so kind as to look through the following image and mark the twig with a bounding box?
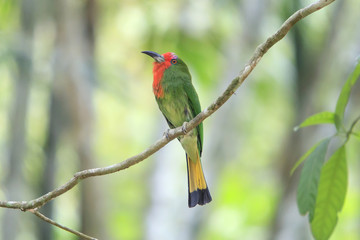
[28,209,97,240]
[0,0,336,237]
[346,115,360,141]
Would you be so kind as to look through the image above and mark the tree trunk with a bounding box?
[2,0,35,239]
[36,0,103,239]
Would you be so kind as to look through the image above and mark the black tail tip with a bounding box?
[188,188,212,208]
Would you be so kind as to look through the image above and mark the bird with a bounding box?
[142,51,212,207]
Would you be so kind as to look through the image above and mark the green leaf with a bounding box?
[335,59,360,131]
[297,138,330,220]
[294,112,335,131]
[311,146,347,240]
[290,140,321,176]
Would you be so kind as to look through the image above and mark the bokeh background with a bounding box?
[0,0,359,239]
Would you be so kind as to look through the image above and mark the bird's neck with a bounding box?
[152,62,171,98]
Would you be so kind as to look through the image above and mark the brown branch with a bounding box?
[0,0,336,237]
[28,209,97,240]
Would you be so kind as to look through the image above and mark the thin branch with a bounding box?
[346,115,360,141]
[28,209,97,240]
[0,0,335,223]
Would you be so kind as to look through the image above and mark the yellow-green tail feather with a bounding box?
[186,154,212,207]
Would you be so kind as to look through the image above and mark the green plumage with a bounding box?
[142,50,211,207]
[155,58,203,160]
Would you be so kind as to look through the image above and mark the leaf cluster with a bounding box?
[292,59,360,240]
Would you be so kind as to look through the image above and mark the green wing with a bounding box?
[183,81,203,156]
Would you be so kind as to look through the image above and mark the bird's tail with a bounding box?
[186,154,212,207]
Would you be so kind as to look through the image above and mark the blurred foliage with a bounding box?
[0,0,359,240]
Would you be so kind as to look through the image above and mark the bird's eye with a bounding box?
[171,59,177,64]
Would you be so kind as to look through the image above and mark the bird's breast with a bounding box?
[153,81,164,98]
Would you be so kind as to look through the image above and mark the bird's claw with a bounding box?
[163,129,171,140]
[182,122,188,134]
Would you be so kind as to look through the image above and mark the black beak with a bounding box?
[142,51,165,63]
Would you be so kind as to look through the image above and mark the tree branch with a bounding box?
[28,209,97,240]
[0,0,336,237]
[347,115,360,141]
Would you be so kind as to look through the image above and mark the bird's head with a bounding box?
[142,51,191,98]
[142,51,189,74]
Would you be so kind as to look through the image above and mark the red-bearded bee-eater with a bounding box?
[142,51,212,207]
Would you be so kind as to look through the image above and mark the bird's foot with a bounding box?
[163,129,171,140]
[182,122,188,135]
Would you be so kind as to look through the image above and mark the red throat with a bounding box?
[152,52,177,98]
